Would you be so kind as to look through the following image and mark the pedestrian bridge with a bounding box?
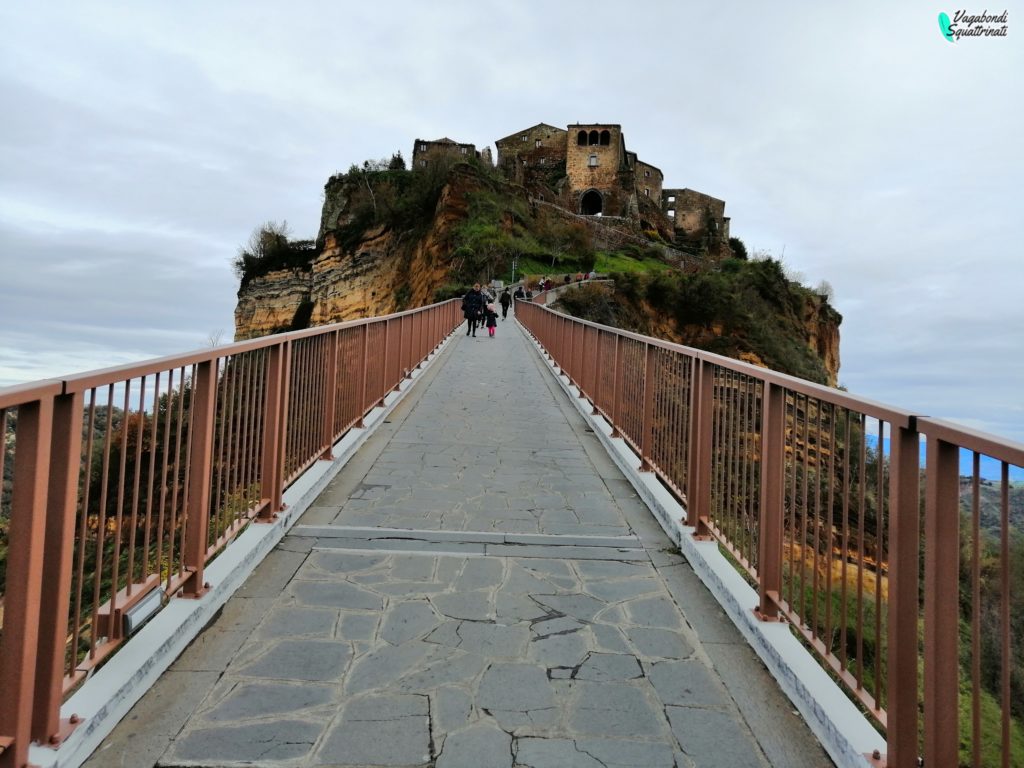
[1,299,1022,768]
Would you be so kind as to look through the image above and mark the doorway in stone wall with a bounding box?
[580,190,603,216]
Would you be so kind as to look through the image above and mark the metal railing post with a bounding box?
[356,324,369,428]
[33,391,84,746]
[592,329,603,415]
[320,331,339,459]
[609,335,622,438]
[886,421,921,767]
[924,436,960,766]
[639,344,656,472]
[0,397,53,768]
[756,381,785,620]
[181,359,217,598]
[686,358,714,536]
[258,343,286,520]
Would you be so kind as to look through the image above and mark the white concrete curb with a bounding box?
[518,321,884,768]
[32,330,460,768]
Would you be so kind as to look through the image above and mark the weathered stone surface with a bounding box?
[290,580,383,611]
[236,639,351,682]
[381,600,441,645]
[436,722,512,768]
[317,694,431,766]
[344,642,434,694]
[667,706,768,767]
[623,596,684,629]
[169,720,320,763]
[478,663,554,712]
[532,593,605,622]
[257,606,337,639]
[625,626,695,660]
[205,681,334,722]
[514,738,605,768]
[646,660,728,708]
[431,590,493,621]
[568,682,664,737]
[574,653,644,682]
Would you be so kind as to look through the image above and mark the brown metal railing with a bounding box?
[0,299,461,768]
[517,300,1024,768]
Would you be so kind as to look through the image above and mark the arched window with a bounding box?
[588,130,599,145]
[600,130,610,145]
[580,190,603,215]
[577,130,587,145]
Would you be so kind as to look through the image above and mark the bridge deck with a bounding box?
[88,316,830,768]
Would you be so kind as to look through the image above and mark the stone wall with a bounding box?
[663,188,728,244]
[412,138,476,170]
[634,160,663,204]
[495,123,567,175]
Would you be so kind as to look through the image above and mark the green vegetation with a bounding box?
[450,187,596,283]
[233,220,317,288]
[557,257,839,384]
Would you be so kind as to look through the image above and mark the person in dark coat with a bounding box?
[462,283,485,337]
[499,288,512,320]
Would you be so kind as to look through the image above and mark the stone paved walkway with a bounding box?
[89,314,831,768]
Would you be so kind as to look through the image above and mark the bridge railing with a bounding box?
[0,299,461,768]
[517,300,1024,768]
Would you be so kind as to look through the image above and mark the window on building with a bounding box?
[577,130,587,145]
[460,147,467,154]
[588,130,599,145]
[521,135,528,141]
[668,209,675,218]
[535,139,541,148]
[667,196,676,203]
[419,144,426,152]
[588,154,598,167]
[539,158,546,165]
[645,188,650,197]
[420,159,428,167]
[599,130,610,146]
[644,170,650,178]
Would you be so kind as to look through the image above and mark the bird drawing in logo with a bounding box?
[938,12,954,41]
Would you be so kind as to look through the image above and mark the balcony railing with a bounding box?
[0,299,461,768]
[517,300,1024,768]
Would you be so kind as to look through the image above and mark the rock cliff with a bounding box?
[233,161,841,385]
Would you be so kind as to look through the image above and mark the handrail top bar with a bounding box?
[0,299,460,396]
[0,379,63,409]
[531,303,916,428]
[918,415,1024,466]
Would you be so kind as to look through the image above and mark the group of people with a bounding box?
[534,271,596,292]
[461,283,513,338]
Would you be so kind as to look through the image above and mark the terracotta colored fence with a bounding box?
[0,300,461,768]
[517,300,1024,768]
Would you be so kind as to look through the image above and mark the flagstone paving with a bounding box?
[88,314,831,768]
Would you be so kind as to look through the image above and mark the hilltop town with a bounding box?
[410,122,730,256]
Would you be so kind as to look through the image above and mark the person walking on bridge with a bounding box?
[462,283,485,337]
[499,288,512,320]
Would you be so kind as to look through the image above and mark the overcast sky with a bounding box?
[1,2,1022,443]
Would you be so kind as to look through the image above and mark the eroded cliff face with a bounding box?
[234,162,841,387]
[234,166,496,340]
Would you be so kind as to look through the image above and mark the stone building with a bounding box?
[411,137,477,169]
[410,122,729,252]
[493,121,726,250]
[663,188,730,247]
